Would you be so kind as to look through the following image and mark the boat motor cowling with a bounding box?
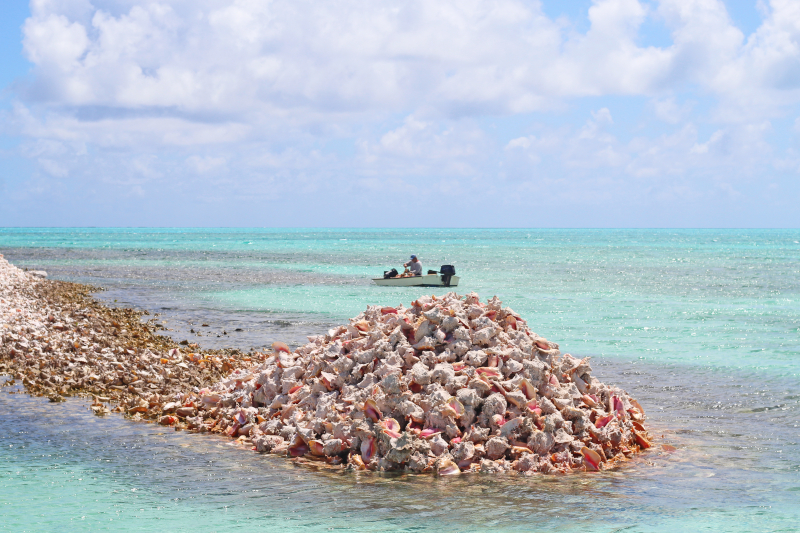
[439,265,455,287]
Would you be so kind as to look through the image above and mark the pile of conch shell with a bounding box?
[0,253,651,475]
[201,293,652,475]
[0,254,256,420]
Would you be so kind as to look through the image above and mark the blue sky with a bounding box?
[1,0,799,228]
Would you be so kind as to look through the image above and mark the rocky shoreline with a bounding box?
[1,255,653,475]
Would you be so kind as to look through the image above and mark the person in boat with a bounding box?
[403,255,422,277]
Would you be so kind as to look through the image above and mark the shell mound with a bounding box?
[0,255,253,417]
[203,293,651,474]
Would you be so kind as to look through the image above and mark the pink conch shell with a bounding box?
[457,458,474,469]
[502,387,526,408]
[309,440,325,456]
[610,395,624,415]
[381,307,398,315]
[349,452,366,470]
[595,415,614,428]
[549,374,559,387]
[289,437,310,457]
[443,397,465,418]
[581,394,597,408]
[487,355,499,367]
[272,341,291,354]
[573,373,589,394]
[201,393,221,405]
[526,401,542,416]
[288,384,302,394]
[476,367,501,379]
[580,447,602,471]
[634,431,652,449]
[321,372,336,391]
[452,362,466,372]
[379,418,402,439]
[353,320,370,332]
[420,428,443,439]
[519,379,536,400]
[505,315,517,330]
[360,436,377,461]
[535,339,551,351]
[437,458,461,476]
[406,421,423,435]
[364,398,382,422]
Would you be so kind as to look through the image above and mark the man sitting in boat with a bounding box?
[403,255,422,277]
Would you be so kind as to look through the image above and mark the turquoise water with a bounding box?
[1,228,799,532]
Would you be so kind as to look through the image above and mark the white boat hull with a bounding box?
[372,274,459,287]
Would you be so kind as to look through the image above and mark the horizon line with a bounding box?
[1,226,800,231]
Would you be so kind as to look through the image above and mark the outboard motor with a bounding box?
[439,265,456,287]
[384,268,398,279]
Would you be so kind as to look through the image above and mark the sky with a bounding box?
[1,0,800,228]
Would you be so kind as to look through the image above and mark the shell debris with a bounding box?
[0,255,260,428]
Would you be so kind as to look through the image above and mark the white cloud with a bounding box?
[0,1,735,117]
[502,109,776,199]
[5,0,800,226]
[15,0,800,136]
[356,115,488,177]
[506,136,534,150]
[23,13,89,67]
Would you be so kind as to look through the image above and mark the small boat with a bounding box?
[373,265,458,287]
[372,274,460,287]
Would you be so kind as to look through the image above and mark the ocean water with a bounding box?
[1,228,799,532]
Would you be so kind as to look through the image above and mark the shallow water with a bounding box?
[1,228,799,532]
